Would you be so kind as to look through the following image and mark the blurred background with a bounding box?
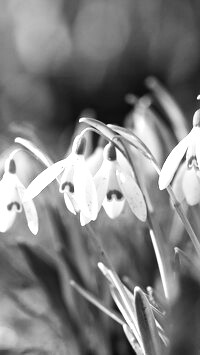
[0,0,200,137]
[0,0,200,354]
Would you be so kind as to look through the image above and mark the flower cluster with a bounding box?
[24,133,147,226]
[2,104,200,235]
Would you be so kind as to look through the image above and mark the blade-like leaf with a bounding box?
[134,287,161,355]
[123,324,144,355]
[98,263,143,349]
[70,280,125,326]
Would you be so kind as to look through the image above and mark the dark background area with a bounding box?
[1,0,200,139]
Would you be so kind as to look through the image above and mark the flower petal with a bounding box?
[80,213,92,226]
[63,192,77,215]
[182,167,200,206]
[116,168,147,222]
[94,160,110,211]
[159,133,191,190]
[0,208,16,232]
[103,196,125,219]
[17,181,39,235]
[0,174,18,232]
[116,149,133,175]
[0,173,22,212]
[171,163,186,203]
[102,163,125,219]
[86,147,104,175]
[23,158,67,201]
[194,127,200,168]
[73,159,98,220]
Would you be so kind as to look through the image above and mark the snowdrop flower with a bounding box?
[94,143,147,221]
[0,155,38,234]
[24,134,98,225]
[159,109,200,204]
[172,161,200,206]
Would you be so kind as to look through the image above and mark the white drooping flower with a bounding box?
[159,109,200,205]
[94,143,147,221]
[24,134,98,225]
[0,155,38,234]
[172,161,200,206]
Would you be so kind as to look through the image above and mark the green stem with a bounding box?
[70,280,125,326]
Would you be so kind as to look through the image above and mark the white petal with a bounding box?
[0,175,18,232]
[0,209,16,232]
[59,157,77,193]
[159,133,191,190]
[17,182,39,235]
[171,163,186,203]
[23,158,67,201]
[63,193,77,215]
[94,160,111,211]
[86,147,104,175]
[116,149,132,175]
[0,173,22,212]
[182,168,200,206]
[116,168,147,222]
[194,127,200,168]
[103,196,125,219]
[102,163,125,219]
[73,159,98,220]
[80,213,92,226]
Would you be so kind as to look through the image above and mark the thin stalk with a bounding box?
[70,280,125,326]
[147,214,171,300]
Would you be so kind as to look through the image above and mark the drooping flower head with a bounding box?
[94,142,147,221]
[159,109,200,205]
[24,133,98,225]
[0,153,38,234]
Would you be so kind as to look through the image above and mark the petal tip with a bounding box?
[158,175,168,190]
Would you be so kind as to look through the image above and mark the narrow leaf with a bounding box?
[70,280,125,326]
[134,287,161,355]
[123,324,144,355]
